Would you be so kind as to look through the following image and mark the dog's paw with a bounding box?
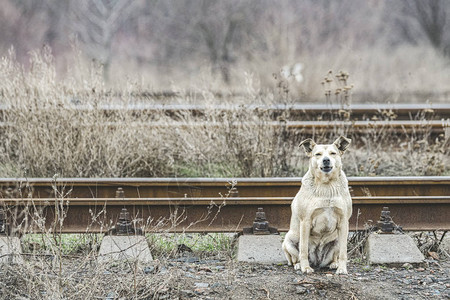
[302,266,315,274]
[335,266,348,275]
[294,263,314,274]
[329,262,339,269]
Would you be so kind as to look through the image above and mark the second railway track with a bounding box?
[2,103,449,140]
[2,103,450,120]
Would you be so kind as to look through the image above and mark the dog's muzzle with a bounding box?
[321,157,333,173]
[321,166,333,173]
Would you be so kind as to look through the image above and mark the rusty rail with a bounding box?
[0,177,448,233]
[69,103,450,121]
[1,104,448,139]
[1,103,449,120]
[85,119,449,131]
[3,120,442,138]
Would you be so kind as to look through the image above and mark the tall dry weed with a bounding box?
[0,48,448,178]
[0,176,234,299]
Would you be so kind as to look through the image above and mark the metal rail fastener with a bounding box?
[107,188,143,235]
[243,207,278,235]
[376,207,401,233]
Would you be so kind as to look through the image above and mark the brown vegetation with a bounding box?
[0,50,448,178]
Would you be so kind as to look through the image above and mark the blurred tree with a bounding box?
[5,1,49,60]
[196,1,243,84]
[164,0,255,85]
[68,0,140,79]
[398,0,450,57]
[43,0,70,48]
[1,0,447,91]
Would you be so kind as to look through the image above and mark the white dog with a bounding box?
[282,136,352,274]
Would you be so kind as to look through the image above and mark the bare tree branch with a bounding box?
[68,0,140,79]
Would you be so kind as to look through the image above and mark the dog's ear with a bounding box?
[299,138,316,156]
[333,136,351,154]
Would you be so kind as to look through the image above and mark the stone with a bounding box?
[97,235,153,264]
[441,235,450,254]
[143,266,155,274]
[236,234,286,264]
[105,292,117,300]
[365,233,424,265]
[210,283,221,288]
[427,251,439,260]
[296,286,307,294]
[402,263,413,269]
[194,282,209,288]
[180,290,195,297]
[0,236,23,264]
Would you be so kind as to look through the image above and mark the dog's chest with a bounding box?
[311,207,340,235]
[308,181,349,211]
[316,196,340,207]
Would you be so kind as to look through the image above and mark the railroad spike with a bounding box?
[108,208,143,236]
[253,208,269,233]
[229,186,239,197]
[242,207,278,235]
[116,187,125,198]
[376,207,395,234]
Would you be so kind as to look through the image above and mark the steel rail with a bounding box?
[1,103,449,120]
[3,196,449,205]
[91,119,450,129]
[0,177,448,233]
[3,120,444,135]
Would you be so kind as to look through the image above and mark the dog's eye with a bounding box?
[330,152,337,155]
[314,153,322,156]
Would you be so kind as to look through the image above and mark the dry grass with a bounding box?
[0,233,235,299]
[0,239,188,299]
[0,177,235,299]
[0,47,448,299]
[0,48,448,179]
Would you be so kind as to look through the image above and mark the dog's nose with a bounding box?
[323,157,331,166]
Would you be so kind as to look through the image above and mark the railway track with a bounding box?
[2,103,450,120]
[116,119,448,137]
[0,177,448,234]
[108,103,450,121]
[1,104,448,139]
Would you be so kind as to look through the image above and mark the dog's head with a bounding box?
[299,136,351,180]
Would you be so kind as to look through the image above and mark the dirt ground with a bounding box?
[0,254,448,299]
[1,234,448,299]
[145,255,449,300]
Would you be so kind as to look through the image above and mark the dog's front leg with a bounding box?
[335,218,349,275]
[294,220,314,274]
